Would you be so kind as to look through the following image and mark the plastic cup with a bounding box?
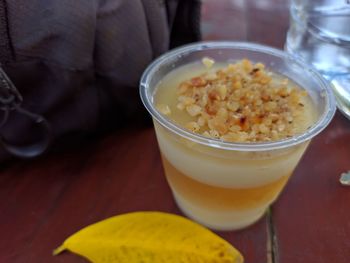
[140,42,336,231]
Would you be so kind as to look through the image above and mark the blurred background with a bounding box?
[201,0,289,48]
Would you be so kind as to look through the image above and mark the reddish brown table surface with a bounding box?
[1,1,350,263]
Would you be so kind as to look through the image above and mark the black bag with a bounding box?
[0,0,201,160]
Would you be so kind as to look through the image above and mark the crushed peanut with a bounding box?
[202,57,215,69]
[159,59,311,143]
[157,104,171,115]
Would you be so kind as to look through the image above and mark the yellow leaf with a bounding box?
[53,211,244,263]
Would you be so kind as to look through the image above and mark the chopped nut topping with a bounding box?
[157,104,171,115]
[159,59,311,143]
[157,58,310,142]
[186,122,200,132]
[186,104,202,116]
[202,57,215,68]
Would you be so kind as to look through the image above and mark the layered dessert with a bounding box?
[153,58,317,230]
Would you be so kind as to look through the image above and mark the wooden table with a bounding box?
[1,1,350,262]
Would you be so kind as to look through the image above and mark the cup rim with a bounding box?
[140,41,336,151]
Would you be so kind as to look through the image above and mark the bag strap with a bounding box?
[0,67,52,158]
[0,0,15,62]
[0,0,51,158]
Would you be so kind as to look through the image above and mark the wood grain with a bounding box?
[272,112,350,263]
[0,128,268,263]
[1,1,349,263]
[201,0,289,48]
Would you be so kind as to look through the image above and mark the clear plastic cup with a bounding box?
[140,42,336,231]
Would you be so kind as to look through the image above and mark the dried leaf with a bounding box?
[53,211,243,263]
